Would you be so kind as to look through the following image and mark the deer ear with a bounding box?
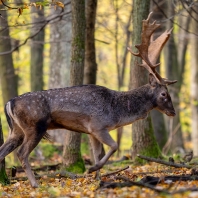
[149,73,158,87]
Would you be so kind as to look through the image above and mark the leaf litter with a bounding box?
[1,157,198,198]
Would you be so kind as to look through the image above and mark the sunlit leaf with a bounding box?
[55,1,64,8]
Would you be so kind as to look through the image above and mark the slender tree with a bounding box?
[30,0,45,91]
[83,0,105,162]
[163,1,191,153]
[0,6,17,184]
[190,5,198,155]
[48,0,72,144]
[150,0,168,149]
[0,6,18,104]
[129,0,161,161]
[62,0,86,173]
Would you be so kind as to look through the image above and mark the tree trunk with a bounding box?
[163,1,190,153]
[150,0,168,149]
[30,0,45,91]
[0,118,9,185]
[48,0,72,144]
[190,5,198,156]
[129,0,161,161]
[62,0,86,173]
[0,6,18,164]
[0,7,18,104]
[83,0,105,162]
[84,0,97,85]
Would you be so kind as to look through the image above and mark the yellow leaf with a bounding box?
[55,1,64,8]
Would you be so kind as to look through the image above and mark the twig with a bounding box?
[115,175,198,195]
[1,0,18,10]
[0,10,71,55]
[11,169,80,182]
[115,176,169,194]
[101,166,129,177]
[162,122,180,155]
[137,154,192,169]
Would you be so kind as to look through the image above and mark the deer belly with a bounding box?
[48,111,91,133]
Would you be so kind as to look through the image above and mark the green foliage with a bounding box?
[36,142,61,158]
[81,134,90,156]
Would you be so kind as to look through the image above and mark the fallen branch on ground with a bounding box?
[137,154,192,169]
[101,166,129,177]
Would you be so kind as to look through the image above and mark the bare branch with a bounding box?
[0,10,71,55]
[137,154,192,169]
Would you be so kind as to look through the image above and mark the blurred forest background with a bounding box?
[0,0,197,169]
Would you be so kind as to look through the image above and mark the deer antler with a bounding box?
[128,12,177,85]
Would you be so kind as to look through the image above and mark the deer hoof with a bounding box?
[88,164,100,173]
[31,181,39,188]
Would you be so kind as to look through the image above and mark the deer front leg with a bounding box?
[88,130,118,173]
[88,135,102,179]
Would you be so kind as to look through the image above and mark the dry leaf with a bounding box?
[55,1,64,8]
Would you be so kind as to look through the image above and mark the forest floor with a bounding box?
[1,153,198,198]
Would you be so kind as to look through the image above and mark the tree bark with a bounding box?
[190,5,198,156]
[129,0,161,161]
[30,0,45,91]
[150,0,168,149]
[62,0,86,173]
[48,0,72,144]
[84,0,97,85]
[0,118,9,185]
[163,1,190,152]
[83,0,105,162]
[0,7,18,104]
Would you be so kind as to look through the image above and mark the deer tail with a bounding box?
[4,100,15,133]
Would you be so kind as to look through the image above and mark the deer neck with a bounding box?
[116,84,155,127]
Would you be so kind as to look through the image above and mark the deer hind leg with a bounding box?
[16,126,47,188]
[89,135,102,179]
[88,130,118,173]
[0,125,24,162]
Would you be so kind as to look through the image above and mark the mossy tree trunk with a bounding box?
[30,0,45,92]
[0,118,9,185]
[0,6,18,104]
[129,0,161,162]
[0,5,18,164]
[62,0,86,173]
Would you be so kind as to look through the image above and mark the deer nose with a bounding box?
[171,111,176,116]
[169,110,176,116]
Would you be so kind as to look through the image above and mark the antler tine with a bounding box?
[128,12,160,68]
[128,12,177,86]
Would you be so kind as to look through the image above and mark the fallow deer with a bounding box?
[1,12,176,187]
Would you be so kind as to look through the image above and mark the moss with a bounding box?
[64,157,85,174]
[71,34,85,63]
[0,168,10,185]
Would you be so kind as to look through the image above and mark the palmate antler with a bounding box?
[128,12,177,85]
